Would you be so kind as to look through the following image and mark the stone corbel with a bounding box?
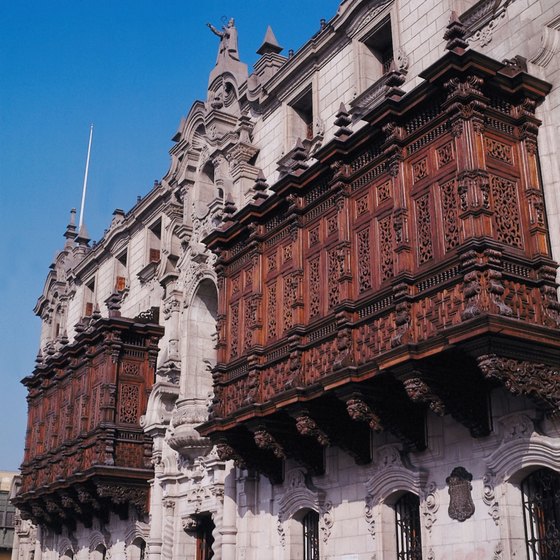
[529,16,560,68]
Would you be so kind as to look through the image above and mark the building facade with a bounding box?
[14,1,560,560]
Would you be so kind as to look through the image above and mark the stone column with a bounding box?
[147,458,164,560]
[220,463,237,560]
[160,500,176,560]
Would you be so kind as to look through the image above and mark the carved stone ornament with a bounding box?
[446,467,475,522]
[482,472,500,525]
[364,494,376,542]
[422,481,439,533]
[182,516,199,533]
[319,501,334,544]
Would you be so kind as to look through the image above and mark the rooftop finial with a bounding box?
[444,11,469,54]
[64,208,78,242]
[257,26,283,56]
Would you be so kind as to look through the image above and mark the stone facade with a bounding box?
[14,1,560,560]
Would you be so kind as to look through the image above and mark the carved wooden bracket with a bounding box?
[478,354,560,410]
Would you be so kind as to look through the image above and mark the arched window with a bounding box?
[395,493,422,560]
[302,510,320,560]
[128,538,146,560]
[521,468,560,560]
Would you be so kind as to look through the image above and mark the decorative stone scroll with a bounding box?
[482,472,500,525]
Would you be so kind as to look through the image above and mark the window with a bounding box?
[148,220,162,264]
[84,278,96,317]
[522,468,560,560]
[395,493,423,560]
[302,510,320,560]
[357,17,394,95]
[288,87,314,148]
[195,515,215,560]
[115,250,128,292]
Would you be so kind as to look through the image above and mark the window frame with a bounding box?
[521,467,560,560]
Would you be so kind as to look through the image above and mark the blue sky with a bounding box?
[0,0,341,471]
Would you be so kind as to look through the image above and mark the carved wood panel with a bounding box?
[202,49,559,459]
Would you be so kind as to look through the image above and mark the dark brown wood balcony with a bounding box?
[14,309,163,529]
[198,46,560,482]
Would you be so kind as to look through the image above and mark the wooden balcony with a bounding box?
[198,46,560,482]
[14,309,163,529]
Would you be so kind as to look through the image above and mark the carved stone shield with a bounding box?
[447,466,475,521]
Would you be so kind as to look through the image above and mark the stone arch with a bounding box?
[278,469,325,523]
[168,277,218,455]
[484,426,560,559]
[180,278,218,399]
[276,468,333,556]
[486,431,560,483]
[88,532,106,553]
[124,522,149,546]
[57,539,74,560]
[126,538,147,560]
[363,445,427,559]
[365,444,426,504]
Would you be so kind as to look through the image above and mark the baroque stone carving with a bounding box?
[422,481,439,533]
[319,501,334,544]
[482,472,500,525]
[364,494,376,541]
[446,467,475,522]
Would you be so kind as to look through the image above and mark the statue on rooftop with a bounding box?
[207,18,240,63]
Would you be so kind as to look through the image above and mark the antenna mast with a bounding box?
[78,124,94,229]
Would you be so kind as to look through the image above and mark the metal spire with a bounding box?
[78,124,94,229]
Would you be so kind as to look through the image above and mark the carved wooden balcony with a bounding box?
[14,310,163,529]
[198,46,560,482]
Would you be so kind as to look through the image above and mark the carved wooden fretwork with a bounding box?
[477,354,560,410]
[198,47,558,478]
[15,315,163,527]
